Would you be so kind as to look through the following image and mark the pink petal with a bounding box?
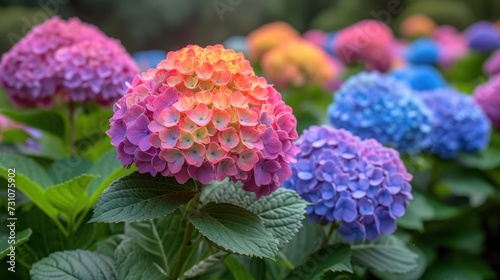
[216,157,238,181]
[237,149,260,171]
[158,148,185,174]
[158,108,181,127]
[218,127,240,151]
[183,143,206,167]
[212,109,231,131]
[159,127,180,149]
[206,142,227,163]
[236,108,259,126]
[177,130,194,149]
[240,127,263,149]
[185,103,213,126]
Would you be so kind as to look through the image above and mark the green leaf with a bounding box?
[90,172,197,223]
[47,156,93,184]
[0,228,32,259]
[286,244,352,280]
[115,239,165,280]
[0,108,65,139]
[224,256,257,280]
[187,202,278,258]
[31,250,116,280]
[0,153,54,188]
[438,174,495,207]
[1,129,30,143]
[86,150,133,206]
[81,138,114,162]
[281,221,323,266]
[0,154,58,219]
[206,180,307,248]
[458,146,500,170]
[95,235,124,258]
[397,191,435,231]
[351,235,419,274]
[183,252,228,278]
[45,174,96,220]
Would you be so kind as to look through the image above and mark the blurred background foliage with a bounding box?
[1,0,500,55]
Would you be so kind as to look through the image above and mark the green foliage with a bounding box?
[0,228,32,259]
[187,202,279,258]
[30,250,116,280]
[351,235,419,274]
[286,244,352,280]
[90,172,198,223]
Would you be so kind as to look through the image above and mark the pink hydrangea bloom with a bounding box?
[334,20,395,72]
[0,16,138,107]
[474,75,500,128]
[108,45,299,198]
[432,25,468,68]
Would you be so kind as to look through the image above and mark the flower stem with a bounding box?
[169,183,202,280]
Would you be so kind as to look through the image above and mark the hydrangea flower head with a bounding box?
[247,21,300,61]
[328,72,432,154]
[303,29,327,48]
[464,21,500,52]
[133,50,167,72]
[283,125,412,243]
[334,20,395,72]
[404,37,440,65]
[108,44,299,197]
[419,89,491,158]
[0,16,138,107]
[262,39,336,88]
[483,49,500,77]
[400,14,436,39]
[391,65,447,91]
[474,76,500,128]
[432,25,468,68]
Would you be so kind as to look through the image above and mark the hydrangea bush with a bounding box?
[391,65,447,91]
[284,125,412,243]
[328,71,433,154]
[474,76,500,128]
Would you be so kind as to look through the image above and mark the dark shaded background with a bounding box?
[1,0,500,55]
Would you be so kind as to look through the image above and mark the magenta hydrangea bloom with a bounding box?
[484,49,500,77]
[283,125,412,243]
[474,76,500,128]
[108,45,299,198]
[0,16,138,107]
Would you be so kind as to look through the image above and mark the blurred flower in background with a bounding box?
[247,21,300,61]
[419,88,491,158]
[483,49,500,76]
[261,39,337,89]
[391,64,447,91]
[334,20,395,72]
[464,21,500,52]
[474,76,500,128]
[284,125,412,243]
[108,44,299,198]
[328,72,432,154]
[0,16,138,107]
[432,25,468,68]
[132,49,167,72]
[404,37,440,65]
[399,14,437,39]
[0,114,41,151]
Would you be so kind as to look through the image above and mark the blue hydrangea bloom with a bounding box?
[418,89,491,158]
[405,38,440,65]
[132,50,167,72]
[391,65,447,91]
[283,125,413,243]
[464,21,500,53]
[328,71,433,154]
[223,36,249,56]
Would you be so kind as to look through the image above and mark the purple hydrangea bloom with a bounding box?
[474,76,500,128]
[391,65,447,92]
[0,17,138,107]
[418,89,491,158]
[328,71,433,154]
[283,125,413,243]
[464,21,500,53]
